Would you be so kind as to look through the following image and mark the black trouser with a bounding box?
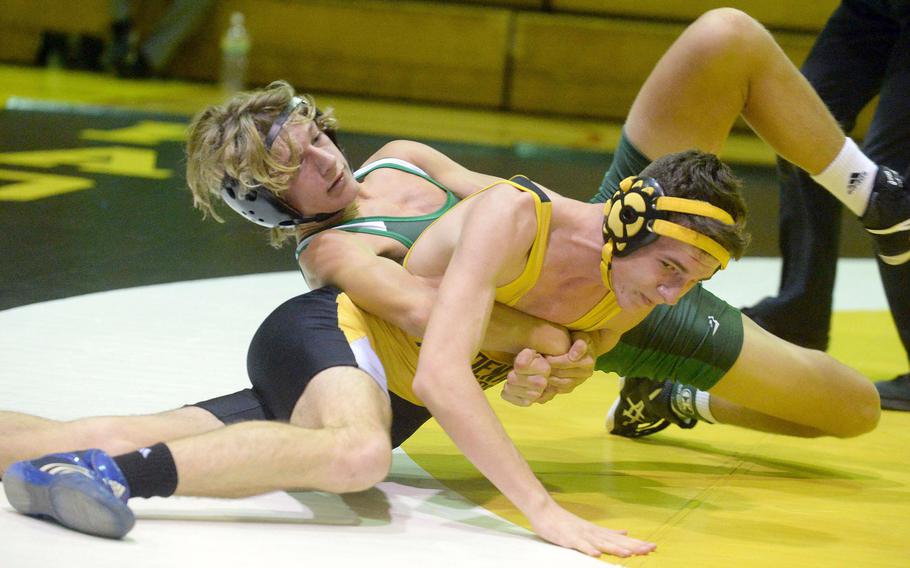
[747,0,910,367]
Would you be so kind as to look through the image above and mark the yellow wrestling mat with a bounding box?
[3,273,904,567]
[2,65,907,567]
[403,310,909,567]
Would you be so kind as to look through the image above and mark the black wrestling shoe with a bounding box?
[862,167,910,266]
[605,377,697,438]
[876,374,910,411]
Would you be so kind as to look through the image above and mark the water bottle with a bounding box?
[220,12,250,94]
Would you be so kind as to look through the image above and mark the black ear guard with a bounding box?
[599,176,734,286]
[602,176,666,257]
[219,96,342,229]
[221,178,338,228]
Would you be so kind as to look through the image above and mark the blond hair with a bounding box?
[185,80,347,247]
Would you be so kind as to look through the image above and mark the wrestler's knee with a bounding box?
[326,428,392,493]
[71,416,147,455]
[686,8,771,62]
[812,353,881,438]
[834,378,881,438]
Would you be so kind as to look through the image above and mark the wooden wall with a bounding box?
[0,0,839,121]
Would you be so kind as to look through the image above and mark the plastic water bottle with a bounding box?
[220,12,250,94]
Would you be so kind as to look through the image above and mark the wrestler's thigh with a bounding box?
[290,365,392,433]
[710,316,879,435]
[624,9,762,158]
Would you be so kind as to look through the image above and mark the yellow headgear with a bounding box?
[600,176,735,287]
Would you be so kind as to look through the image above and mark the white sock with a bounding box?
[670,384,716,424]
[695,390,716,424]
[810,137,877,216]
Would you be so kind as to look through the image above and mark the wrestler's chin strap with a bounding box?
[600,176,736,289]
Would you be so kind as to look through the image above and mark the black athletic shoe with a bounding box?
[862,167,910,266]
[605,377,697,438]
[876,374,910,411]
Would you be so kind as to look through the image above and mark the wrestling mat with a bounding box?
[1,101,907,568]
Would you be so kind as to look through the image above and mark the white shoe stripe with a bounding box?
[878,249,910,265]
[866,218,910,235]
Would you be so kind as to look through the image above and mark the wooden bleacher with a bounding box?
[0,0,839,122]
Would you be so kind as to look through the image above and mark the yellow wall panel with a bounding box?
[0,0,828,118]
[0,0,109,64]
[510,14,683,118]
[169,0,512,107]
[552,0,839,30]
[447,0,545,7]
[0,30,42,65]
[0,0,109,37]
[510,13,817,120]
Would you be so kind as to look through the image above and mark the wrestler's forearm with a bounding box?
[485,303,571,356]
[303,229,570,355]
[414,364,556,515]
[341,270,568,355]
[378,285,570,356]
[412,265,556,524]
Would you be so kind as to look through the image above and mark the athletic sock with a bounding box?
[694,389,717,424]
[669,384,716,424]
[811,137,876,216]
[113,442,178,499]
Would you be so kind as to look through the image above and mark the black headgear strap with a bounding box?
[600,176,734,283]
[219,96,342,229]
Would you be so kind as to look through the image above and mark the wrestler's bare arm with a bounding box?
[367,140,502,198]
[300,228,570,355]
[411,186,655,558]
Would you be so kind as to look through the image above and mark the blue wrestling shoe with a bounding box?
[862,167,910,266]
[606,377,697,438]
[3,449,134,538]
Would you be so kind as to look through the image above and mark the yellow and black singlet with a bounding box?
[420,175,621,333]
[328,173,626,407]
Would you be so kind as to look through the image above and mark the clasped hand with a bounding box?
[501,332,595,406]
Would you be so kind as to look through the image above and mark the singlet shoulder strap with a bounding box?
[296,158,458,258]
[354,158,430,182]
[294,220,393,261]
[494,175,552,307]
[565,294,622,332]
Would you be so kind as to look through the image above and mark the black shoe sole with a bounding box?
[881,398,910,411]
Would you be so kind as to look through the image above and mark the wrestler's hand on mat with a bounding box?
[501,348,550,407]
[529,499,656,558]
[539,333,594,403]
